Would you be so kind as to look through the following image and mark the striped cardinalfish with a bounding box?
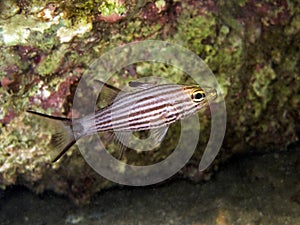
[27,81,217,162]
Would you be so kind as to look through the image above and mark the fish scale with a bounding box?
[88,85,194,133]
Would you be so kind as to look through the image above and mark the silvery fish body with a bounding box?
[28,81,217,162]
[79,83,216,134]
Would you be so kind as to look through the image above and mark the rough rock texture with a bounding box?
[0,0,299,203]
[0,145,299,224]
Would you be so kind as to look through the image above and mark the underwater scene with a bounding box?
[0,0,299,224]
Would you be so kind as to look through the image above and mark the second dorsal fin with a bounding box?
[128,81,157,89]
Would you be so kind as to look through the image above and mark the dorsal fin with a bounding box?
[94,80,122,93]
[128,81,157,89]
[94,80,122,108]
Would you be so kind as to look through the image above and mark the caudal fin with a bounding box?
[26,110,76,162]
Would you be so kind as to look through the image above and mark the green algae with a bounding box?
[0,0,20,20]
[0,14,55,46]
[35,45,68,76]
[172,7,244,98]
[98,0,127,16]
[251,64,276,109]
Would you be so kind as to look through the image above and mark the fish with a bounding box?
[27,81,217,162]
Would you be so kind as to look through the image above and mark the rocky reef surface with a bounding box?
[0,0,299,203]
[0,144,299,225]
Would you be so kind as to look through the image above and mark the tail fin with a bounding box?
[26,110,76,162]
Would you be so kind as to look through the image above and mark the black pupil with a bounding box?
[195,92,204,99]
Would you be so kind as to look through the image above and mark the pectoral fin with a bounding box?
[150,126,169,144]
[112,126,169,157]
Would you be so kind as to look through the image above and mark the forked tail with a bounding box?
[26,110,76,162]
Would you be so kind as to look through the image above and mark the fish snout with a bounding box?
[203,87,218,102]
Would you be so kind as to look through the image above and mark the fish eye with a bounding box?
[192,91,205,102]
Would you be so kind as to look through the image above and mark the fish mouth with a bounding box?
[203,87,218,102]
